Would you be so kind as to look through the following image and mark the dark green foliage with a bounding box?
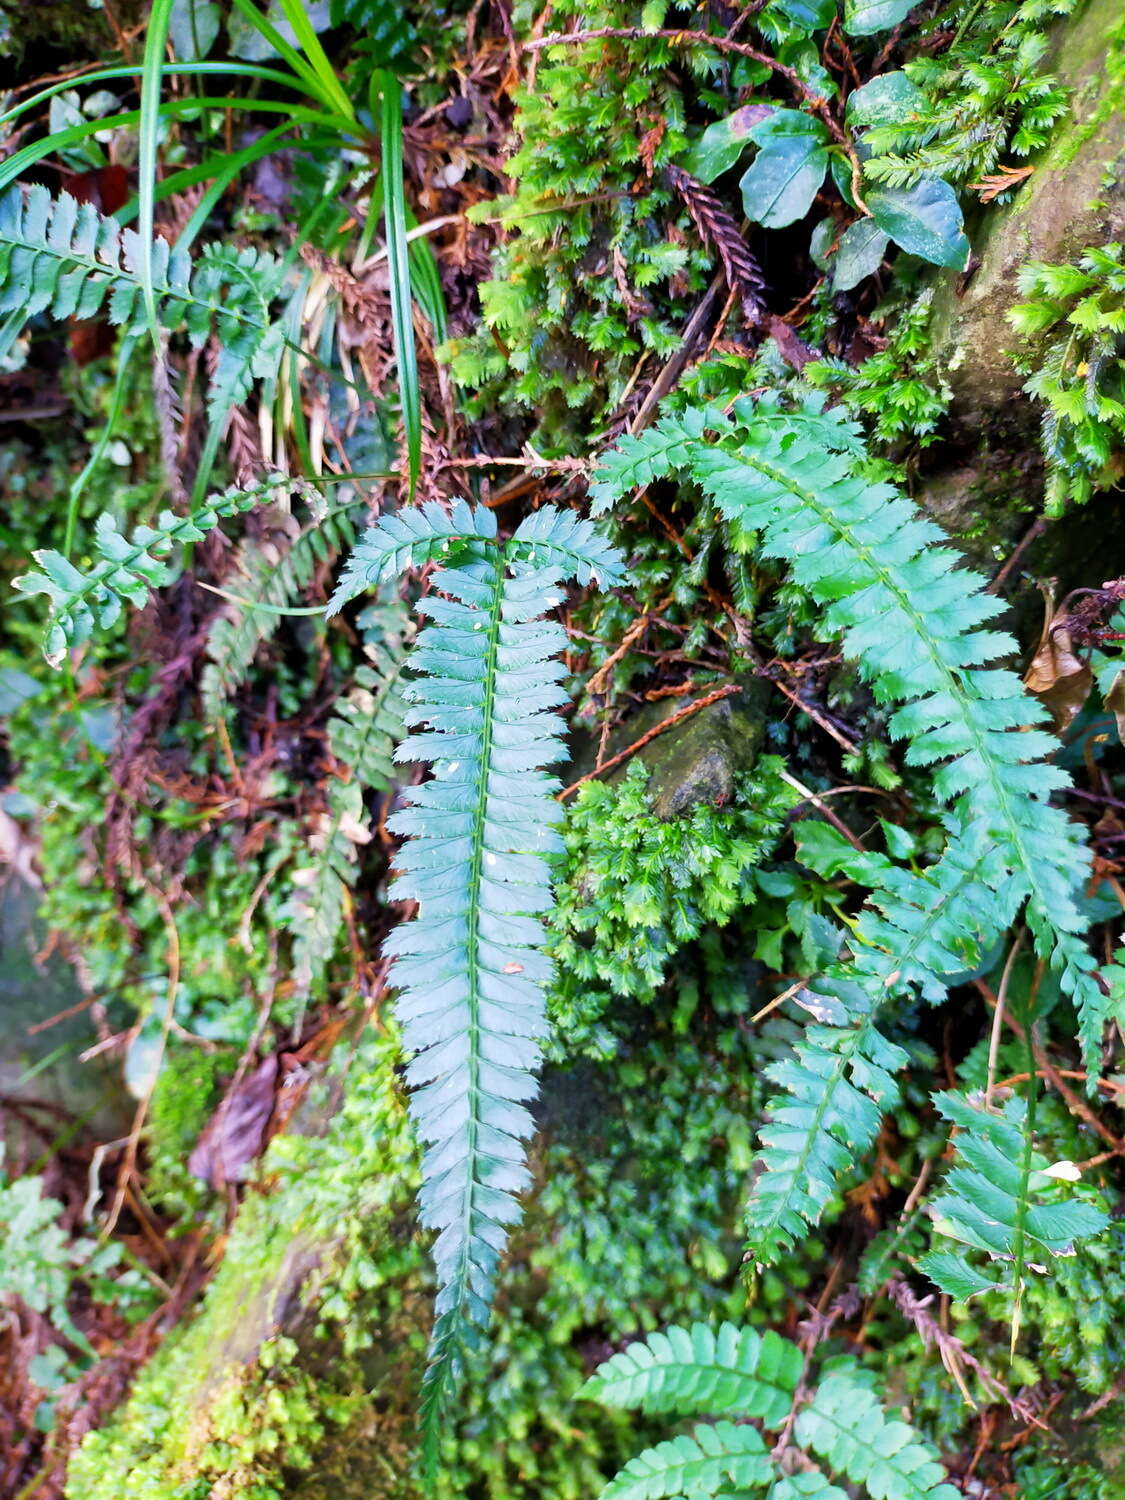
[448,2,709,445]
[280,606,410,1002]
[201,505,357,718]
[860,0,1078,191]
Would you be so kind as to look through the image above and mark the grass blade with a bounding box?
[377,69,421,499]
[138,0,176,351]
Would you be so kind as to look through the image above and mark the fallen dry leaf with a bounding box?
[1024,584,1093,733]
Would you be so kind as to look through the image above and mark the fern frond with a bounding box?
[585,1328,960,1500]
[579,1321,802,1426]
[353,503,622,1464]
[327,499,499,615]
[0,186,291,425]
[592,400,1099,1059]
[744,982,907,1266]
[918,1091,1109,1333]
[281,621,410,999]
[201,507,356,718]
[599,1422,773,1500]
[793,1366,961,1499]
[13,476,288,667]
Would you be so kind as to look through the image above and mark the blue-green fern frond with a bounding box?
[14,476,289,667]
[919,1090,1109,1342]
[338,502,622,1465]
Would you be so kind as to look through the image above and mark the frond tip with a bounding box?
[335,502,623,1468]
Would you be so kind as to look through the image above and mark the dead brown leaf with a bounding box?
[1024,584,1093,733]
[1106,668,1125,744]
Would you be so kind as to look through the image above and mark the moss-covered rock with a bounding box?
[930,0,1125,431]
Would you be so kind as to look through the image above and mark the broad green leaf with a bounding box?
[168,0,222,60]
[846,71,927,128]
[228,0,332,60]
[682,104,774,184]
[809,217,837,270]
[866,177,970,269]
[740,110,829,229]
[773,0,836,32]
[832,217,889,290]
[843,0,916,36]
[918,1249,999,1301]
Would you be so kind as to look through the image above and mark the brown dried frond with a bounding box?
[667,163,766,326]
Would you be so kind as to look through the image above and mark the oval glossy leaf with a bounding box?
[741,110,829,229]
[773,0,836,32]
[832,217,890,290]
[866,176,970,268]
[682,104,775,184]
[843,0,916,35]
[809,217,837,271]
[169,0,221,60]
[846,70,927,129]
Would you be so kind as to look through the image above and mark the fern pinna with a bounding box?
[583,1320,960,1499]
[591,395,1101,1264]
[0,185,290,425]
[328,499,624,1461]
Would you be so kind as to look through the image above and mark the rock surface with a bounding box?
[929,0,1125,431]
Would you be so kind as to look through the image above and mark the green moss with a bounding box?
[548,757,796,1057]
[66,1033,425,1500]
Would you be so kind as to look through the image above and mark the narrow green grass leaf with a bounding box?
[376,69,422,499]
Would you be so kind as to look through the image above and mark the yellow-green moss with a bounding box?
[66,1033,426,1500]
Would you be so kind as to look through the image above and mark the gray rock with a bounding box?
[929,0,1125,432]
[626,680,770,819]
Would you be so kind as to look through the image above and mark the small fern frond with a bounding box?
[352,503,622,1464]
[599,1422,773,1500]
[201,507,356,718]
[327,500,499,615]
[793,1366,961,1499]
[579,1321,802,1425]
[585,1327,960,1500]
[744,983,907,1267]
[918,1091,1109,1331]
[0,186,290,425]
[13,476,288,667]
[282,620,410,1000]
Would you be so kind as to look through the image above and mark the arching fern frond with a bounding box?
[13,476,289,667]
[593,396,1100,1051]
[584,1325,960,1500]
[0,185,291,424]
[579,1320,801,1425]
[343,502,623,1467]
[592,394,1104,1264]
[201,506,356,718]
[919,1090,1109,1342]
